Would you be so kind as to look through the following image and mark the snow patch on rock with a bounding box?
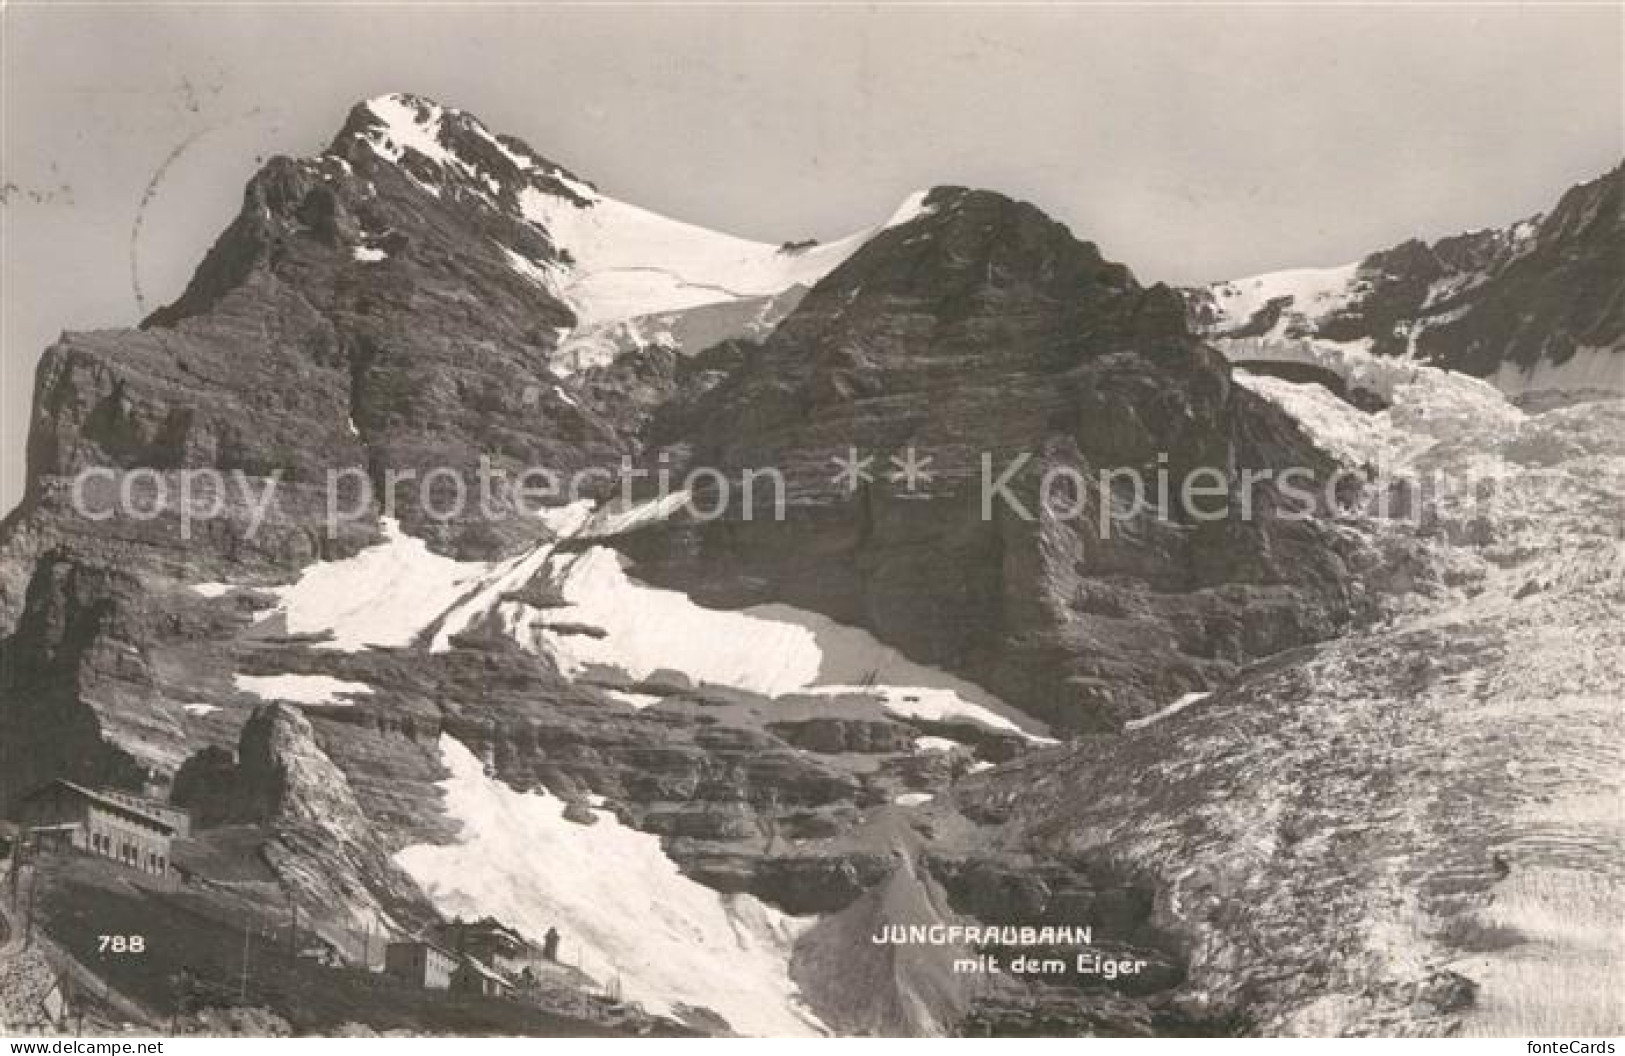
[429,541,566,652]
[806,685,1055,743]
[1199,262,1363,336]
[523,546,823,695]
[577,490,693,541]
[265,518,489,650]
[395,736,826,1036]
[499,246,554,289]
[190,582,235,598]
[253,503,1048,738]
[1124,692,1212,731]
[605,690,663,710]
[513,545,1053,740]
[361,94,456,168]
[234,673,374,707]
[884,189,940,228]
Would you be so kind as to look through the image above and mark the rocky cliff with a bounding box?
[1,94,1618,1037]
[1185,162,1625,400]
[625,185,1362,729]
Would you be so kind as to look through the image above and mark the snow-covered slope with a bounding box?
[511,185,867,327]
[1186,164,1625,399]
[1024,348,1625,1034]
[1194,262,1367,339]
[349,94,935,370]
[501,544,1054,741]
[1230,337,1524,471]
[203,493,1050,741]
[397,737,825,1036]
[234,673,374,707]
[258,517,490,649]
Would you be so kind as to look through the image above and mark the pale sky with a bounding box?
[2,2,1621,510]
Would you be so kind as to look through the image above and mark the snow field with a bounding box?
[395,737,827,1036]
[234,673,374,707]
[264,518,489,650]
[521,545,1054,741]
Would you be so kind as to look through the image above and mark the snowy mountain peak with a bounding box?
[1184,163,1624,399]
[331,91,599,207]
[882,188,941,227]
[323,94,955,370]
[1189,260,1366,339]
[530,183,941,370]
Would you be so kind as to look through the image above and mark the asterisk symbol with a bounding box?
[831,447,874,493]
[888,447,935,491]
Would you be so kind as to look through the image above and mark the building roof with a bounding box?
[96,787,189,822]
[16,779,185,835]
[444,916,528,950]
[388,938,458,961]
[457,956,514,989]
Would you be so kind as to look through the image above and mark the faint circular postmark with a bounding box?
[128,107,275,337]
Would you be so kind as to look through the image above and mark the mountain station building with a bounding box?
[11,780,190,878]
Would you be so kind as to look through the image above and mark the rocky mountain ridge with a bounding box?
[1,94,1619,1036]
[1185,162,1624,399]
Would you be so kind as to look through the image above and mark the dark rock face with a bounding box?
[4,98,640,621]
[1187,162,1624,384]
[0,554,159,809]
[1354,166,1622,376]
[0,121,1368,1033]
[2,104,1363,731]
[168,744,241,827]
[170,700,433,936]
[196,629,951,910]
[10,93,1600,1037]
[946,526,1616,1041]
[767,716,918,754]
[622,188,1360,729]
